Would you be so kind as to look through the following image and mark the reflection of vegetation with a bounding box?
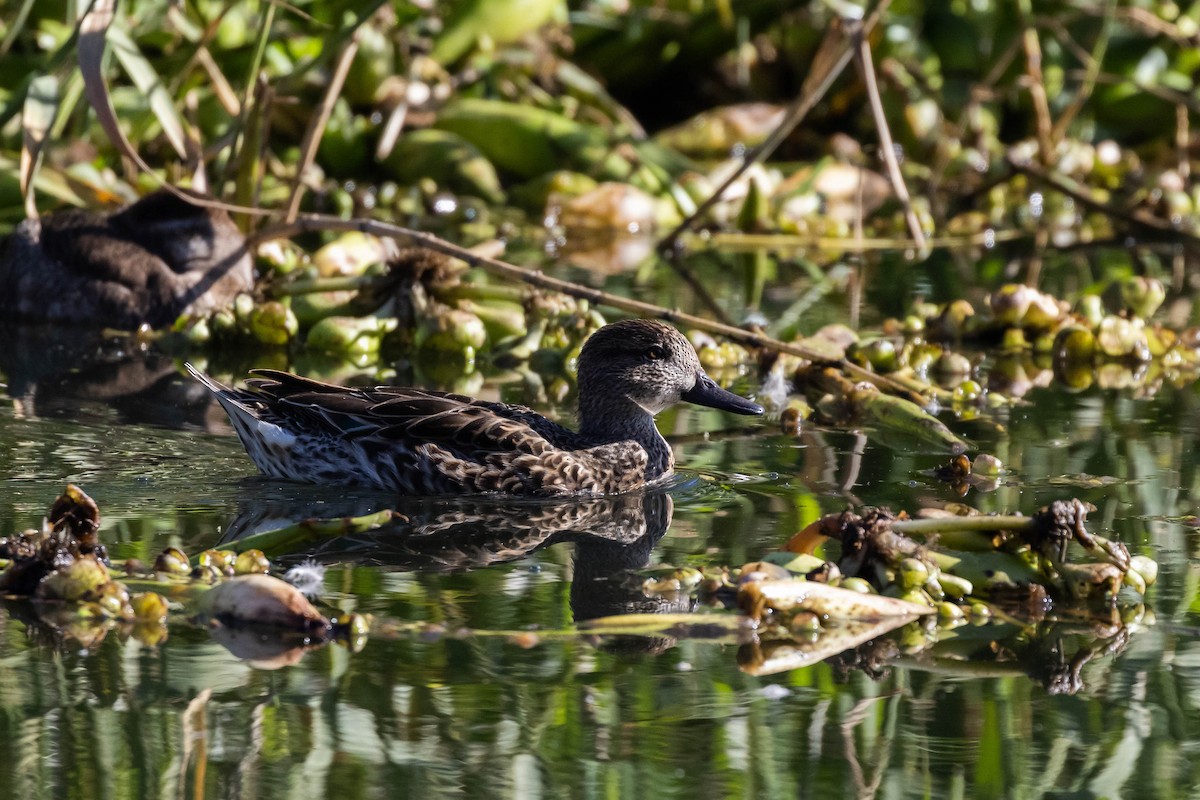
[0,620,1193,797]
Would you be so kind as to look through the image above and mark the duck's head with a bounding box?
[576,319,763,424]
[111,189,246,274]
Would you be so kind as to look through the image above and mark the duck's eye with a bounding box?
[646,345,666,360]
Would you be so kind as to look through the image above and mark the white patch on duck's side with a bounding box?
[213,395,298,476]
[254,417,297,450]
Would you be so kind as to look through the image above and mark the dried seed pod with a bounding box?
[1128,555,1158,587]
[154,547,191,576]
[1022,291,1065,330]
[131,592,169,623]
[789,611,822,635]
[990,284,1034,326]
[972,454,1003,477]
[234,550,271,575]
[1097,316,1144,358]
[780,399,808,435]
[953,379,984,403]
[936,352,973,380]
[36,559,111,602]
[198,549,236,575]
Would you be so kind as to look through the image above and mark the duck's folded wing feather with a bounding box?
[379,406,557,456]
[246,369,567,456]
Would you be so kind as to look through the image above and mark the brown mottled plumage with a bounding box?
[188,319,763,495]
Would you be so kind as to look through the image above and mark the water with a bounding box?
[2,253,1200,798]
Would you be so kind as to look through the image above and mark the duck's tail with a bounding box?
[184,361,230,396]
[185,360,262,427]
[184,362,298,479]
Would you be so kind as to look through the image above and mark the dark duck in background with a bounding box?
[0,189,253,328]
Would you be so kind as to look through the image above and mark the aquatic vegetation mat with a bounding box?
[0,482,1144,694]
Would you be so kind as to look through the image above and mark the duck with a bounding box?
[0,189,254,329]
[188,319,763,495]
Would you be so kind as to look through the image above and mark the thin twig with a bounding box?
[664,259,737,327]
[1008,156,1200,246]
[284,31,362,222]
[1177,103,1190,181]
[703,228,1028,251]
[253,214,929,403]
[1017,0,1056,165]
[1070,70,1200,114]
[1050,0,1116,141]
[891,515,1033,535]
[855,34,928,252]
[657,2,892,251]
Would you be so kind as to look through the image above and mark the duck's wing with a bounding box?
[245,369,575,456]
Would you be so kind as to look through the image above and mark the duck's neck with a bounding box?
[578,395,675,480]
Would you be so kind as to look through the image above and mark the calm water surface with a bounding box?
[2,259,1200,798]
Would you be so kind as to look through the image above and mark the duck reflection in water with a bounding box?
[0,327,220,429]
[221,485,687,656]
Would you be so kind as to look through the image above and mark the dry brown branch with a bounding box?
[284,31,362,222]
[1009,157,1200,246]
[657,1,892,251]
[254,214,929,403]
[855,35,927,252]
[1017,1,1056,165]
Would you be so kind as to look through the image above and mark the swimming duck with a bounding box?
[189,319,763,495]
[0,190,254,329]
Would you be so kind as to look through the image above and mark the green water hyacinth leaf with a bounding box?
[578,612,753,643]
[739,617,921,676]
[854,387,969,454]
[432,0,564,65]
[416,307,488,354]
[435,98,632,181]
[455,298,527,342]
[383,129,505,204]
[306,315,398,358]
[290,289,364,327]
[106,25,187,159]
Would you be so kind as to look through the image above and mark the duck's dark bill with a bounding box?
[682,374,764,416]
